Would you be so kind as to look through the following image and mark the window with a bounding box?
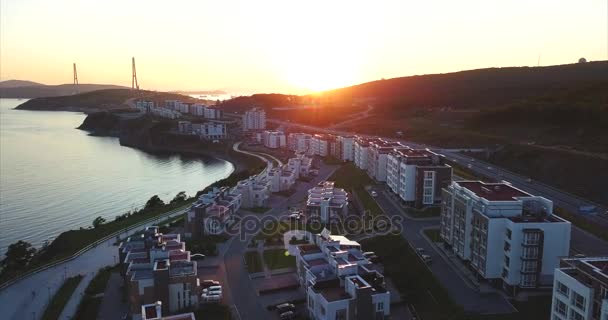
[554,298,567,316]
[502,268,509,278]
[377,302,384,311]
[521,274,537,287]
[504,255,510,267]
[320,305,326,316]
[336,309,347,320]
[522,260,537,273]
[556,281,569,297]
[601,286,608,300]
[571,291,586,311]
[506,229,512,240]
[504,241,511,252]
[569,309,584,320]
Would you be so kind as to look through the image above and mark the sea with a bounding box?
[0,98,234,254]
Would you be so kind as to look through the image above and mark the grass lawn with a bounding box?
[407,206,441,218]
[329,163,383,216]
[73,296,103,320]
[244,251,264,273]
[73,265,119,320]
[554,207,608,242]
[263,249,296,270]
[423,228,442,242]
[42,275,83,320]
[186,235,230,256]
[85,266,115,296]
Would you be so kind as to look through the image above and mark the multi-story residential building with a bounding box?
[295,229,391,320]
[287,153,313,178]
[386,148,452,208]
[288,133,313,154]
[234,173,271,208]
[439,181,571,295]
[242,107,266,131]
[306,181,348,223]
[311,134,333,157]
[184,186,241,238]
[177,121,226,140]
[337,135,355,161]
[354,136,381,170]
[203,107,222,119]
[136,100,155,112]
[261,130,287,149]
[141,301,196,320]
[551,257,608,320]
[268,165,297,192]
[366,139,406,182]
[118,227,201,319]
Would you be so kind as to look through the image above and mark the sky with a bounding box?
[1,0,607,94]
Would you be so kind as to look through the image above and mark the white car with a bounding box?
[370,191,378,197]
[202,286,222,295]
[201,292,222,302]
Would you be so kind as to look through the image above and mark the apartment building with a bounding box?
[366,139,406,182]
[295,229,391,320]
[551,257,608,320]
[311,134,333,157]
[288,133,313,154]
[136,100,155,112]
[306,181,348,223]
[177,121,226,140]
[439,181,571,294]
[242,107,266,131]
[287,153,313,178]
[141,301,196,320]
[234,173,271,208]
[354,136,383,170]
[386,148,452,208]
[184,186,241,238]
[261,130,287,149]
[268,165,297,192]
[337,135,355,162]
[118,227,201,319]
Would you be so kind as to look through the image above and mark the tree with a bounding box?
[3,240,36,268]
[92,216,106,228]
[170,191,187,204]
[144,195,164,210]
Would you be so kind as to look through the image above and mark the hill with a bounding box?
[0,80,45,88]
[0,83,129,98]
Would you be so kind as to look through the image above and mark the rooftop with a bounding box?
[455,181,531,201]
[298,244,321,255]
[169,261,196,277]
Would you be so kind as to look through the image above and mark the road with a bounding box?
[0,205,189,320]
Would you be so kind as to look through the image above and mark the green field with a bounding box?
[42,275,83,320]
[244,251,264,273]
[263,249,296,270]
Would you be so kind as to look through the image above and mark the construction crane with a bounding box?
[132,57,139,90]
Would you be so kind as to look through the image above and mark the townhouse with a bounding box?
[306,181,348,224]
[295,229,391,320]
[439,181,571,294]
[551,257,608,320]
[386,148,452,208]
[118,227,201,319]
[268,165,297,192]
[234,173,271,208]
[184,186,241,238]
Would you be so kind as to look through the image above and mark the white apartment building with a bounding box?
[262,130,287,149]
[306,181,348,223]
[439,181,571,294]
[268,165,297,192]
[136,100,155,112]
[337,136,355,161]
[234,173,271,208]
[551,257,608,320]
[354,136,381,170]
[366,140,406,182]
[311,134,332,157]
[185,186,241,238]
[287,153,313,178]
[178,121,226,140]
[242,107,266,131]
[386,148,452,208]
[141,301,196,320]
[295,229,391,320]
[288,133,313,154]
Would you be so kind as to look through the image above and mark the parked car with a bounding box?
[421,254,433,264]
[279,311,295,320]
[201,280,220,289]
[370,190,378,197]
[191,253,205,260]
[276,303,295,314]
[363,251,375,257]
[203,286,222,295]
[288,213,301,220]
[201,292,222,303]
[415,248,425,254]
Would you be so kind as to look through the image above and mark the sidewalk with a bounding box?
[58,272,94,320]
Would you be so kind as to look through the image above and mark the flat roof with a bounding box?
[307,258,328,267]
[456,181,531,201]
[298,244,321,255]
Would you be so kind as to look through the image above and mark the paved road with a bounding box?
[223,162,339,319]
[369,185,516,314]
[0,205,189,320]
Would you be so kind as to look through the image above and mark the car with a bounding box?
[191,253,205,260]
[467,164,473,169]
[421,254,432,263]
[203,286,222,295]
[279,311,295,320]
[362,251,375,257]
[201,293,222,303]
[201,280,220,289]
[288,213,301,220]
[487,166,492,170]
[415,248,425,254]
[276,303,295,314]
[370,191,378,197]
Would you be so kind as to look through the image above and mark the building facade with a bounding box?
[288,133,313,154]
[306,181,348,223]
[551,257,608,320]
[439,181,571,294]
[365,139,406,182]
[261,130,287,149]
[184,186,241,238]
[287,153,313,178]
[337,135,355,162]
[242,107,266,131]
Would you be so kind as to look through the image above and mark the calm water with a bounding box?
[0,98,233,254]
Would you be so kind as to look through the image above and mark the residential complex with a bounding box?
[386,148,452,207]
[118,227,201,319]
[235,172,271,208]
[336,135,355,162]
[287,153,313,178]
[288,133,313,154]
[306,181,348,223]
[268,165,297,192]
[365,139,407,182]
[136,100,222,120]
[551,257,608,320]
[177,121,227,140]
[311,134,333,157]
[242,107,266,131]
[260,130,287,149]
[354,136,380,170]
[295,229,391,320]
[141,301,196,320]
[439,181,571,294]
[185,186,242,237]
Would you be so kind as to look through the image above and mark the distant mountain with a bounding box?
[0,80,45,88]
[0,82,129,98]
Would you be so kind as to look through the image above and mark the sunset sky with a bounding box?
[1,0,606,94]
